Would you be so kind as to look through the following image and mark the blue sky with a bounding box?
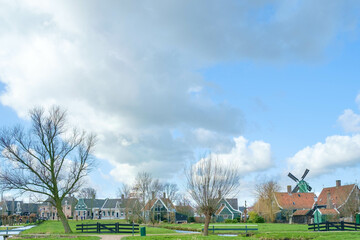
[1,1,360,205]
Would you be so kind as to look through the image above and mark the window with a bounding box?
[112,211,114,216]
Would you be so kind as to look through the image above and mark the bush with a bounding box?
[248,212,265,223]
[188,217,195,223]
[224,219,238,223]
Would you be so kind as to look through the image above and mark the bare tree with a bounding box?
[117,183,132,199]
[133,172,155,223]
[78,187,97,199]
[186,155,240,236]
[0,106,96,233]
[254,180,280,222]
[162,183,179,203]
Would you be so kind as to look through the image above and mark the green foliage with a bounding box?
[188,217,195,223]
[248,212,265,223]
[224,219,238,223]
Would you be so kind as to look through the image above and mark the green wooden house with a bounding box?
[313,208,340,224]
[215,198,242,222]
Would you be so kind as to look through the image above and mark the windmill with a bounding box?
[288,169,312,193]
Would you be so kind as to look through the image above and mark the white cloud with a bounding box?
[207,136,273,174]
[338,93,360,133]
[0,1,358,183]
[288,135,360,176]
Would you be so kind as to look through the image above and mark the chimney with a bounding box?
[336,180,341,187]
[163,192,166,199]
[121,194,124,201]
[152,191,155,199]
[327,190,332,209]
[287,185,292,194]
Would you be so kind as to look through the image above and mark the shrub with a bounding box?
[248,212,265,223]
[225,219,233,223]
[188,217,195,223]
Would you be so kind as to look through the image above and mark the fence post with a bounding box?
[213,225,214,234]
[132,222,134,236]
[326,221,329,231]
[341,221,344,231]
[81,223,84,233]
[245,225,247,234]
[116,222,119,233]
[97,222,100,233]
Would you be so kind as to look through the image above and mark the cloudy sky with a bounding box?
[1,0,360,205]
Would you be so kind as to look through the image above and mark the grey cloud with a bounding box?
[0,0,359,182]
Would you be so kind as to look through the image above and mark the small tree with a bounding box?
[0,106,96,233]
[186,155,240,236]
[254,180,280,222]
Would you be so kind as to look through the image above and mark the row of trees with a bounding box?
[0,106,242,236]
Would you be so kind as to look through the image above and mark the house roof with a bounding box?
[42,196,78,206]
[144,198,175,211]
[316,184,356,208]
[175,205,194,213]
[317,208,340,215]
[292,209,311,216]
[83,199,107,208]
[226,198,238,210]
[274,192,315,210]
[103,198,121,209]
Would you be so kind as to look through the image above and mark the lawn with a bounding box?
[22,219,175,235]
[13,236,100,240]
[125,222,360,240]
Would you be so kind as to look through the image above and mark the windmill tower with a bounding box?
[288,169,312,193]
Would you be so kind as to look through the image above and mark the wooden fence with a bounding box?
[202,224,258,234]
[76,222,139,235]
[308,221,360,231]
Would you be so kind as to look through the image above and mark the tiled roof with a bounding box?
[103,199,121,209]
[293,209,311,216]
[316,184,356,208]
[175,205,194,213]
[42,196,77,206]
[318,208,339,215]
[83,199,106,208]
[226,199,238,210]
[274,192,315,210]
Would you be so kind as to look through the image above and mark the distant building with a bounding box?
[0,200,39,216]
[38,196,77,220]
[215,198,242,221]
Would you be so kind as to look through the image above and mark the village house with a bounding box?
[0,200,39,216]
[144,192,176,222]
[314,180,360,222]
[274,186,315,223]
[75,196,140,220]
[38,196,77,220]
[215,198,242,221]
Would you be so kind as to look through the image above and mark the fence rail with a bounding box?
[76,222,139,235]
[308,221,360,231]
[202,225,258,234]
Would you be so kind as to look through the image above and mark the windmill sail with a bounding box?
[288,172,299,182]
[301,169,309,179]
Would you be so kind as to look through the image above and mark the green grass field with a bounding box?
[13,236,100,240]
[19,221,360,239]
[123,223,360,240]
[22,219,175,235]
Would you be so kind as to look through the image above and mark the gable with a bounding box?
[217,198,241,214]
[316,184,356,208]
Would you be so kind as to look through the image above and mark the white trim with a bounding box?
[150,198,170,212]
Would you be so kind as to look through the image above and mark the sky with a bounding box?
[1,0,360,206]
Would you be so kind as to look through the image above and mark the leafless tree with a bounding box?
[78,187,96,199]
[133,172,160,223]
[0,106,96,233]
[117,183,132,199]
[254,180,280,222]
[186,155,240,236]
[162,183,179,203]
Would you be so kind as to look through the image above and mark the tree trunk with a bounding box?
[56,202,72,233]
[203,213,211,236]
